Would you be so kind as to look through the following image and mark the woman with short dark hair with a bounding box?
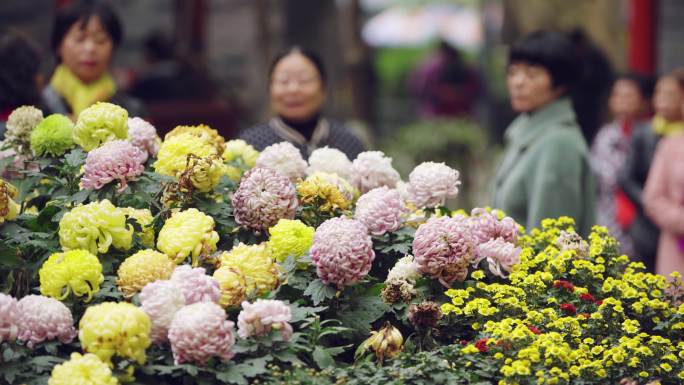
[43,0,143,117]
[240,47,366,159]
[491,30,596,236]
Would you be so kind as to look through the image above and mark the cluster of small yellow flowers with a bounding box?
[444,221,684,383]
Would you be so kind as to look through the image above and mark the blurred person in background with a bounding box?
[0,30,42,139]
[129,30,215,102]
[491,30,595,236]
[43,0,144,118]
[619,70,684,272]
[642,71,684,276]
[409,40,483,119]
[591,73,655,258]
[240,47,366,159]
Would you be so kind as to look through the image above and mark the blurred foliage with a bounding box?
[380,118,499,210]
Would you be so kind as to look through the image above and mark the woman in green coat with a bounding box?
[492,31,596,236]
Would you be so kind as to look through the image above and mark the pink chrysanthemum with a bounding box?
[170,265,221,305]
[81,140,146,192]
[354,187,406,236]
[127,117,161,161]
[17,295,76,348]
[351,151,400,194]
[0,293,19,344]
[255,141,307,181]
[310,217,375,288]
[232,167,298,231]
[468,208,519,245]
[413,216,475,287]
[407,162,460,208]
[474,238,521,278]
[168,302,236,365]
[237,299,293,341]
[140,280,186,343]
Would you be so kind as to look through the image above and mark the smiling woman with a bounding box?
[239,47,366,159]
[42,0,144,118]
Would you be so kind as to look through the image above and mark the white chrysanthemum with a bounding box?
[307,147,353,181]
[255,142,307,181]
[386,255,420,284]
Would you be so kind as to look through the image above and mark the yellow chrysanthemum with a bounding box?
[0,178,20,225]
[58,200,133,255]
[212,265,247,308]
[117,250,175,298]
[39,249,103,302]
[297,172,353,213]
[184,155,228,192]
[222,139,259,167]
[79,302,151,365]
[48,352,118,385]
[165,124,225,152]
[267,219,315,263]
[218,243,280,297]
[121,207,155,247]
[157,208,219,266]
[153,132,217,177]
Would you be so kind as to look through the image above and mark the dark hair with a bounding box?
[51,0,122,60]
[508,30,580,91]
[616,72,656,100]
[268,47,327,87]
[0,30,41,110]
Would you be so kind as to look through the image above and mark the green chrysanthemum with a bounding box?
[30,114,75,156]
[73,102,128,151]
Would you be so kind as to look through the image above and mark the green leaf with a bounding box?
[68,189,91,205]
[271,350,302,364]
[64,148,86,168]
[313,345,335,369]
[303,279,337,306]
[0,247,22,267]
[215,369,247,385]
[288,302,327,323]
[338,292,389,336]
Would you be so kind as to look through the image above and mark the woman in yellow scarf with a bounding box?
[43,0,143,118]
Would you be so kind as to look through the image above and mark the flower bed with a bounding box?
[0,103,682,385]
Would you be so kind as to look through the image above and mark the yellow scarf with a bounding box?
[49,65,116,116]
[652,115,684,136]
